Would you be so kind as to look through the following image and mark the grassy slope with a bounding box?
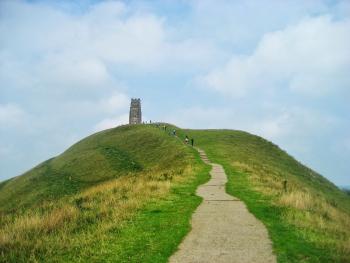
[182,129,350,263]
[0,125,210,262]
[2,124,349,262]
[0,125,185,211]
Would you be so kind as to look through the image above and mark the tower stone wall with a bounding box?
[129,98,142,124]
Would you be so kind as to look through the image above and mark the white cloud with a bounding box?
[0,0,217,76]
[38,57,110,90]
[84,92,130,133]
[0,103,27,128]
[166,106,235,129]
[198,16,350,97]
[93,114,129,132]
[253,107,339,140]
[98,92,130,114]
[167,105,338,142]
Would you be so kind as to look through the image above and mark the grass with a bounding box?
[0,125,187,211]
[2,124,349,262]
[0,124,210,262]
[182,129,350,263]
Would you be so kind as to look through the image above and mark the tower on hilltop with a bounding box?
[129,98,142,124]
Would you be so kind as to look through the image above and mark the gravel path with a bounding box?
[169,149,276,263]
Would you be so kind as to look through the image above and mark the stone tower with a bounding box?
[129,98,142,124]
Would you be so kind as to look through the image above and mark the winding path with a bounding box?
[169,149,276,263]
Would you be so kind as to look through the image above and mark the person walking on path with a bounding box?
[185,135,189,144]
[173,129,176,136]
[191,138,194,147]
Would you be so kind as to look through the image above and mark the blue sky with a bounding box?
[0,0,349,186]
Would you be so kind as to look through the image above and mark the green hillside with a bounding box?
[1,124,349,262]
[0,124,210,262]
[181,129,350,262]
[0,125,199,212]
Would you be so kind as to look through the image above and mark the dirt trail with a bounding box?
[169,149,276,263]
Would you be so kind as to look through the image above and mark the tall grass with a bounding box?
[0,158,209,262]
[0,171,165,260]
[234,160,350,258]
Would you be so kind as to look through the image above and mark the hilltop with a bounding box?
[1,124,349,262]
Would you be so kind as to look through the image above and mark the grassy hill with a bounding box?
[180,129,350,263]
[1,124,349,262]
[0,124,210,262]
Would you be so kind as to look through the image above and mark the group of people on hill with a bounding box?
[169,128,194,146]
[185,135,194,147]
[154,122,194,147]
[170,128,194,147]
[155,123,167,131]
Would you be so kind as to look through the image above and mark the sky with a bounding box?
[0,0,349,186]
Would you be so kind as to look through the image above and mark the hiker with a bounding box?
[185,135,189,144]
[191,138,194,147]
[173,129,176,136]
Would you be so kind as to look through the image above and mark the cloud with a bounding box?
[0,103,27,128]
[0,0,217,74]
[166,106,236,129]
[166,104,339,142]
[94,114,129,132]
[39,57,110,90]
[92,93,130,132]
[198,16,350,97]
[98,93,130,114]
[253,107,340,139]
